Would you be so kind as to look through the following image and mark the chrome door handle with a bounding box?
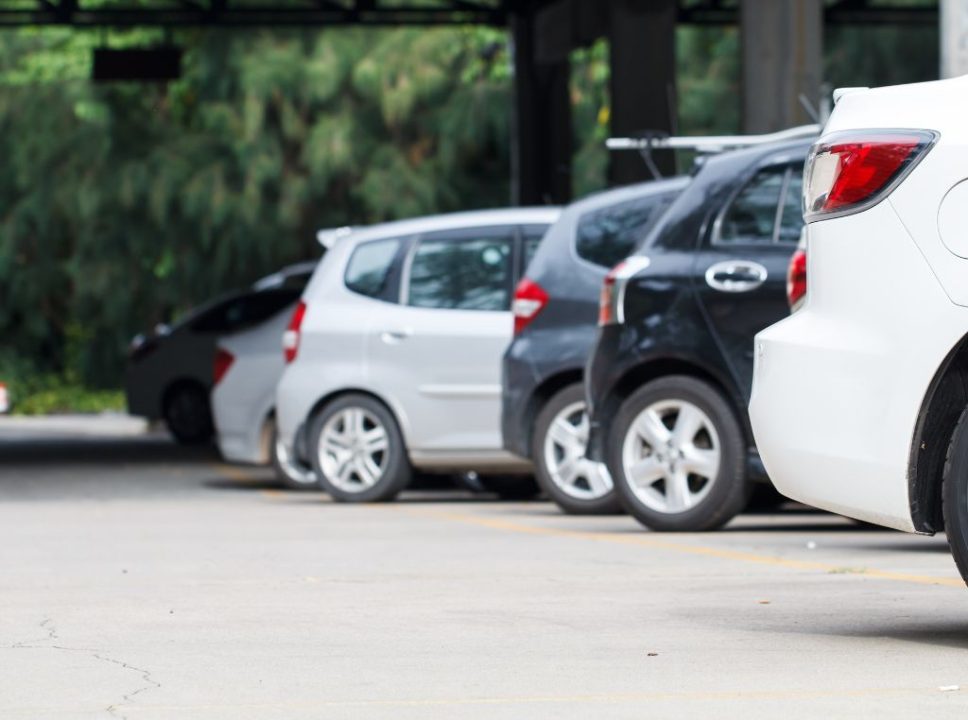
[380,329,413,344]
[704,260,768,293]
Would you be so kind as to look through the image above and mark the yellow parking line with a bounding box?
[401,507,965,589]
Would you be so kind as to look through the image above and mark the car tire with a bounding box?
[163,382,214,445]
[478,474,542,500]
[308,394,411,503]
[606,375,750,532]
[268,418,318,490]
[532,383,622,515]
[942,406,968,587]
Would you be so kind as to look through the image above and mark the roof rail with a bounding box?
[606,124,821,179]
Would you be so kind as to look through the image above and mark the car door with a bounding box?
[365,225,516,453]
[694,159,804,399]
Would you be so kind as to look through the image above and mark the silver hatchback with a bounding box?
[275,208,560,502]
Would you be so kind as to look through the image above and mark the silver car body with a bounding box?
[276,208,561,473]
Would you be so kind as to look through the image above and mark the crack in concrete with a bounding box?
[7,617,161,720]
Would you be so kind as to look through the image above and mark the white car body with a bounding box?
[212,306,294,465]
[276,208,560,474]
[750,75,968,533]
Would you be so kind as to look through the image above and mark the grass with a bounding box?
[1,376,125,416]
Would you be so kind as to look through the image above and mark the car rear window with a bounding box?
[575,191,678,268]
[344,238,403,299]
[190,289,300,334]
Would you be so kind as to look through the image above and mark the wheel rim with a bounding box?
[620,399,720,515]
[543,401,613,500]
[317,407,389,493]
[274,436,317,486]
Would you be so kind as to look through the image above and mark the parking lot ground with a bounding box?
[2,434,968,719]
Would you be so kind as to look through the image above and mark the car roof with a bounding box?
[333,207,562,246]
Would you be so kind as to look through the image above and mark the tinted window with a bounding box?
[718,167,785,245]
[576,192,677,268]
[408,232,512,311]
[191,289,299,333]
[345,239,402,299]
[777,167,805,244]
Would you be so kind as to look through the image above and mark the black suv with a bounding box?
[587,139,810,531]
[502,178,687,514]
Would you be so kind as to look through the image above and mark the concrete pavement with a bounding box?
[1,435,968,718]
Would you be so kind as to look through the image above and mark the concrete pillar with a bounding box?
[740,0,823,133]
[941,0,968,79]
[608,0,677,183]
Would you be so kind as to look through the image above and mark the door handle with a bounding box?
[704,260,768,293]
[380,328,413,344]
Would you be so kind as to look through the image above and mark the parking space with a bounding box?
[1,433,967,719]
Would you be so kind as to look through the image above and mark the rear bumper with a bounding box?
[501,342,539,458]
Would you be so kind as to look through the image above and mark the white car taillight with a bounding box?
[283,301,307,364]
[598,256,651,326]
[803,129,937,222]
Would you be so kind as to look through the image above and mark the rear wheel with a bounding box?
[268,418,317,490]
[942,407,968,587]
[532,383,621,515]
[309,394,411,503]
[163,383,213,445]
[606,375,750,532]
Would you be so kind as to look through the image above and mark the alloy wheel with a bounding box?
[543,401,613,500]
[274,435,317,486]
[317,407,389,493]
[620,399,721,515]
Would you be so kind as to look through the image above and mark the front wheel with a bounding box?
[532,383,621,515]
[606,375,750,532]
[942,407,968,587]
[308,394,411,503]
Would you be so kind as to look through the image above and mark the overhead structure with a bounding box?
[0,0,942,204]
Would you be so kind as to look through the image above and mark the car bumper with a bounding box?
[585,326,625,463]
[501,341,539,459]
[750,203,968,533]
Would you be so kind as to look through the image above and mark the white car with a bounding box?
[276,208,560,502]
[749,75,968,583]
[212,306,316,489]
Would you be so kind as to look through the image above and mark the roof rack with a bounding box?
[606,123,820,179]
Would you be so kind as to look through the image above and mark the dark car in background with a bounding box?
[586,139,810,531]
[502,177,687,514]
[125,261,316,444]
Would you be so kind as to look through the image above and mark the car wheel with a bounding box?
[532,383,621,515]
[478,474,541,500]
[268,418,318,490]
[606,375,749,532]
[309,394,411,502]
[942,407,968,587]
[163,383,214,445]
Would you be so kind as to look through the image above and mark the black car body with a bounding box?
[125,261,316,444]
[502,177,687,513]
[586,139,811,530]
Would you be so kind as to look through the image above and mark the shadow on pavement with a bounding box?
[0,436,219,466]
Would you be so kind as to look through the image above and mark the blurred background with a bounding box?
[0,0,948,413]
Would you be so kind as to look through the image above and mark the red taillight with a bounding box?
[598,269,620,326]
[804,130,936,221]
[213,348,235,386]
[512,279,548,335]
[283,301,307,364]
[787,249,807,311]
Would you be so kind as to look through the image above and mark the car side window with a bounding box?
[345,238,403,300]
[777,167,805,245]
[718,167,786,245]
[576,192,677,268]
[407,231,513,312]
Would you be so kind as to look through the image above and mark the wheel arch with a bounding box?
[909,335,968,533]
[520,368,585,455]
[300,388,410,457]
[162,377,210,410]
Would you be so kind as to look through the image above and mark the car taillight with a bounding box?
[803,129,936,222]
[598,256,651,326]
[787,248,807,311]
[283,300,307,364]
[512,279,548,335]
[213,348,234,386]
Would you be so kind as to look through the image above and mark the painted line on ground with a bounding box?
[400,506,965,589]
